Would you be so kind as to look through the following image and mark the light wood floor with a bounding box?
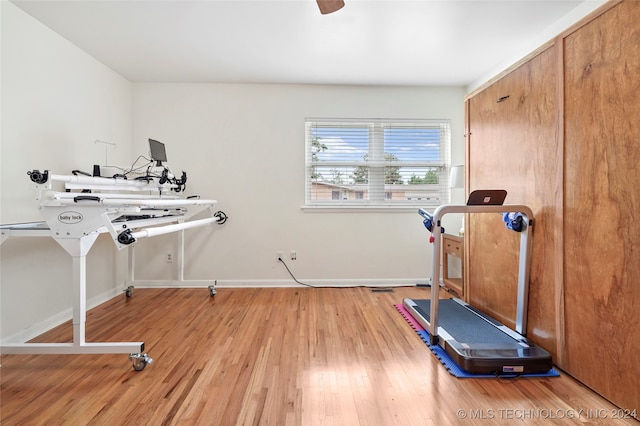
[1,287,637,425]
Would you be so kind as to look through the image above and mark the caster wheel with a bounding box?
[132,359,147,371]
[125,286,133,298]
[208,285,217,297]
[129,353,153,371]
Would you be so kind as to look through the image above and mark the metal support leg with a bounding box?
[0,234,151,370]
[72,254,87,346]
[179,228,185,282]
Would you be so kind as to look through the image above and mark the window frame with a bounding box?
[304,118,452,212]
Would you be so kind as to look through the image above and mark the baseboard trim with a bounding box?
[127,278,423,288]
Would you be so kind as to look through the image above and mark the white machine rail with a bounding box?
[0,169,227,371]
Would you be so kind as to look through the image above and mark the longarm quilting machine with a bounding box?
[0,141,227,371]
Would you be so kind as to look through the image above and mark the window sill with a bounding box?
[301,205,433,213]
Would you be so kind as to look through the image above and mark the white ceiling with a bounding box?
[11,0,597,87]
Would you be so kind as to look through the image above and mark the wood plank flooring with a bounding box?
[1,287,637,425]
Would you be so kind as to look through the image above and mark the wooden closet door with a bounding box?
[563,0,640,410]
[466,45,561,358]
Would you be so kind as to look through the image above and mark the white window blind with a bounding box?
[305,118,452,209]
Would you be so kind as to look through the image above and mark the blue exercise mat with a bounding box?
[396,304,560,379]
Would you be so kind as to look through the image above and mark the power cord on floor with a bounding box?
[277,256,425,290]
[278,257,316,288]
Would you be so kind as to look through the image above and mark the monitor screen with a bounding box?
[149,138,167,166]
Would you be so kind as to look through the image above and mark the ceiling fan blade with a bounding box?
[316,0,345,14]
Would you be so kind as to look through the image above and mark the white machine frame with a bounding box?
[0,170,226,370]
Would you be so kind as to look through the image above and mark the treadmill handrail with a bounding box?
[426,203,534,344]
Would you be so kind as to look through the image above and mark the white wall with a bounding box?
[132,83,466,287]
[0,2,133,341]
[0,1,466,343]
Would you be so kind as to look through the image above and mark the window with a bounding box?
[305,118,452,209]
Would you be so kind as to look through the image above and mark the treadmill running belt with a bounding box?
[412,299,520,347]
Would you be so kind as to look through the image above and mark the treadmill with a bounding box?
[403,190,553,374]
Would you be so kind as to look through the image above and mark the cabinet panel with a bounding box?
[442,233,464,297]
[467,46,560,357]
[563,0,640,410]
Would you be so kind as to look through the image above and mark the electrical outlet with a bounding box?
[290,251,297,260]
[166,252,173,263]
[276,251,283,261]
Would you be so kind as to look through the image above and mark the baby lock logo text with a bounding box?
[58,211,83,224]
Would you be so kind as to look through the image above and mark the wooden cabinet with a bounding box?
[442,234,463,297]
[562,0,640,410]
[467,44,559,339]
[464,0,639,411]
